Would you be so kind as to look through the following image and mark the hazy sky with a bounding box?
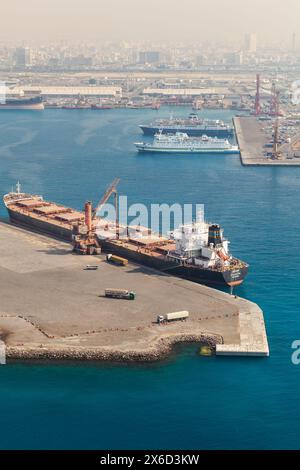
[1,0,299,45]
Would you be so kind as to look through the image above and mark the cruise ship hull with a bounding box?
[6,205,247,288]
[136,145,239,154]
[140,125,234,137]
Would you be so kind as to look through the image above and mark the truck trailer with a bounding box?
[157,311,189,323]
[105,288,136,300]
[106,254,128,266]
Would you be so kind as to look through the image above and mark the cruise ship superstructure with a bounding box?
[140,113,234,137]
[135,132,239,154]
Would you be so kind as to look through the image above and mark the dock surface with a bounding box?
[0,221,269,360]
[234,116,300,166]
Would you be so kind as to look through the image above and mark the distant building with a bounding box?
[225,51,243,66]
[6,86,122,99]
[244,33,257,53]
[63,55,93,67]
[15,47,32,67]
[139,51,160,64]
[143,87,228,98]
[292,32,296,51]
[196,54,208,66]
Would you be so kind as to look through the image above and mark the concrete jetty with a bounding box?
[234,116,300,167]
[216,303,269,356]
[0,220,269,360]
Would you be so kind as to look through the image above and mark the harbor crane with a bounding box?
[72,178,120,255]
[272,118,280,159]
[254,74,261,116]
[269,82,281,117]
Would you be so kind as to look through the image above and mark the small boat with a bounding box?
[199,345,213,356]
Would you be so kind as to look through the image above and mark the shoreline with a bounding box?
[5,333,222,363]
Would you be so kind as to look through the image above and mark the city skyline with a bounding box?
[0,0,299,47]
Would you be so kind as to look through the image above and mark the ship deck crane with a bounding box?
[93,177,120,238]
[93,178,120,218]
[72,178,120,255]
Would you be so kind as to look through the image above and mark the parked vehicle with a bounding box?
[105,288,136,300]
[106,254,128,266]
[157,311,189,323]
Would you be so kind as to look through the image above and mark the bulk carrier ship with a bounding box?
[3,183,248,288]
[0,95,44,110]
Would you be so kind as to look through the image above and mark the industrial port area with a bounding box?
[2,69,295,361]
[0,220,268,360]
[5,0,300,455]
[2,37,299,361]
[2,68,300,164]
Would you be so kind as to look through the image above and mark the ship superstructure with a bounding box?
[168,211,236,273]
[139,113,234,137]
[135,132,239,154]
[3,183,248,288]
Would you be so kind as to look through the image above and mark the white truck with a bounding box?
[157,311,189,324]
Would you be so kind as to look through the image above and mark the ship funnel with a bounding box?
[208,224,221,247]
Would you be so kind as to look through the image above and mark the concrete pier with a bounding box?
[0,220,269,360]
[216,303,269,356]
[234,116,300,166]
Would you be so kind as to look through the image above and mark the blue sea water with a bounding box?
[0,107,300,450]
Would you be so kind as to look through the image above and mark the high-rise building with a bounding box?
[292,32,296,51]
[139,51,160,64]
[244,33,257,53]
[225,51,243,66]
[15,47,32,67]
[196,54,208,66]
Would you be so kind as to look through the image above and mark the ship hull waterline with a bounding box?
[136,146,240,155]
[0,104,44,110]
[6,207,248,288]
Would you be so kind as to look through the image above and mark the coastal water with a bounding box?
[0,107,300,449]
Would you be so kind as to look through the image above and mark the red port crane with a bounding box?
[72,178,120,255]
[254,74,261,116]
[269,82,281,117]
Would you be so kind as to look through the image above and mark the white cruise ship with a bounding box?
[135,132,240,154]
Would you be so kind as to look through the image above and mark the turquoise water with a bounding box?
[0,108,300,449]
